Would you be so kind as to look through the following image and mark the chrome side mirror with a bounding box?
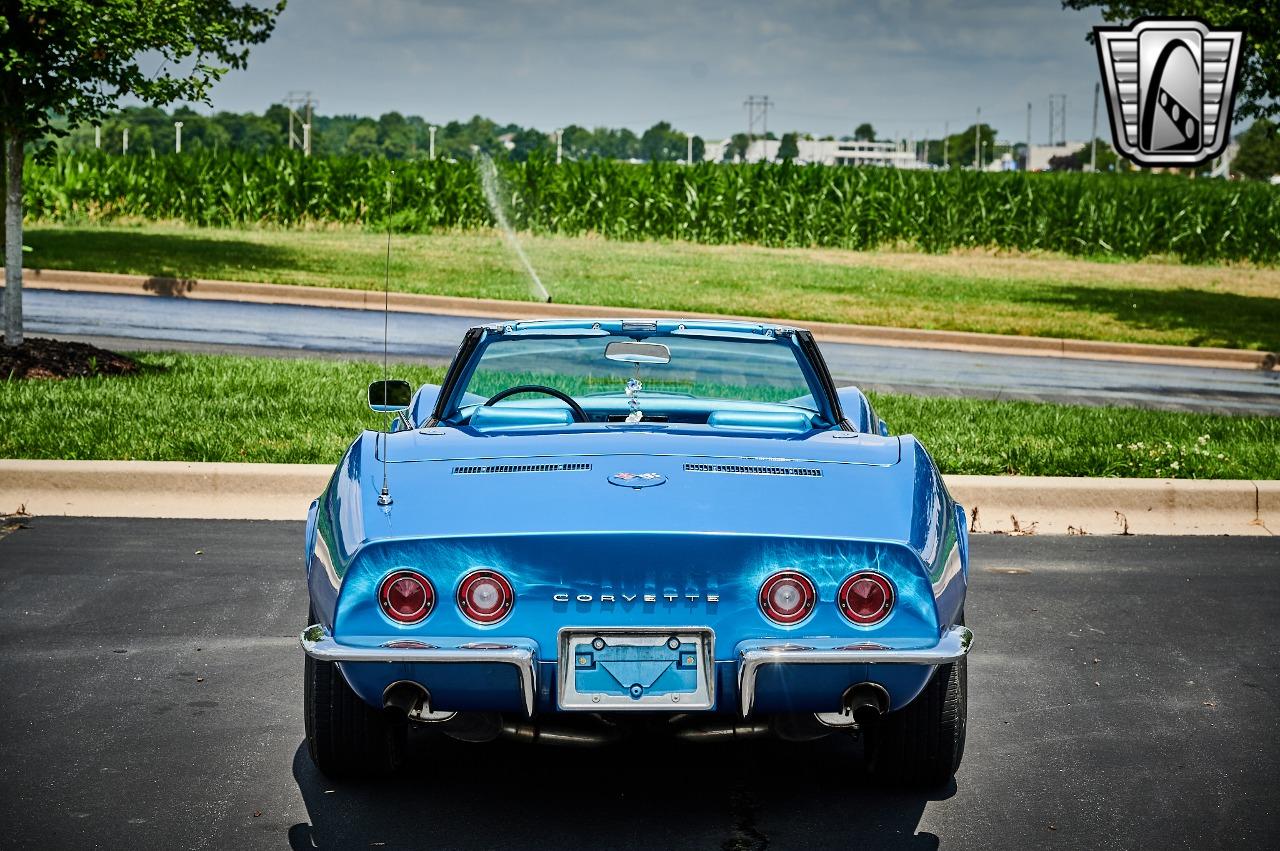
[368,379,412,413]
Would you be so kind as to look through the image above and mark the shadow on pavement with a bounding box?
[288,730,950,850]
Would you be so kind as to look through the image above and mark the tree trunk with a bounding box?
[3,132,22,347]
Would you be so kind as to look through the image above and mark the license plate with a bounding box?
[557,628,714,710]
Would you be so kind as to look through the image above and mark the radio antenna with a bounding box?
[377,171,395,507]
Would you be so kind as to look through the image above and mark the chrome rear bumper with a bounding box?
[736,625,974,717]
[299,624,538,716]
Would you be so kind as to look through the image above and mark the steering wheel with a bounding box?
[483,384,589,423]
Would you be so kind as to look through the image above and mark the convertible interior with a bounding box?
[457,392,823,433]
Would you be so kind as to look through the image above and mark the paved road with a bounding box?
[26,288,1280,415]
[0,518,1276,850]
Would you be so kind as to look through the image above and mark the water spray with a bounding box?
[477,153,552,303]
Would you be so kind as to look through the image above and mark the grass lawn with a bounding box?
[1,351,1275,479]
[21,222,1280,352]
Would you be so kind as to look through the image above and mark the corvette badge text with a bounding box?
[553,592,720,604]
[1094,17,1243,167]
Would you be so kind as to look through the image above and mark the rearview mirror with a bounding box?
[605,341,671,364]
[368,379,412,413]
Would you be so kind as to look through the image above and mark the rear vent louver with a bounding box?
[453,463,592,475]
[684,463,822,477]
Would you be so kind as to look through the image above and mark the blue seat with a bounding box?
[707,410,813,432]
[469,406,575,431]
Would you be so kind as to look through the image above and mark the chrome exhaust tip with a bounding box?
[815,682,891,729]
[382,681,456,723]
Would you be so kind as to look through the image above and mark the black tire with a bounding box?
[304,615,406,778]
[866,655,967,787]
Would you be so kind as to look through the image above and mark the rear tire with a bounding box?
[866,655,967,787]
[304,612,406,778]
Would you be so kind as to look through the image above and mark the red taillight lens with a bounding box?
[458,570,514,624]
[379,571,434,624]
[759,571,816,625]
[838,572,894,625]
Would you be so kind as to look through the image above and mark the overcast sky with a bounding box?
[195,0,1113,143]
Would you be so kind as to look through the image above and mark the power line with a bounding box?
[743,94,773,141]
[1048,93,1066,146]
[284,90,316,155]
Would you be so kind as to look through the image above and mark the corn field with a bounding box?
[24,150,1280,263]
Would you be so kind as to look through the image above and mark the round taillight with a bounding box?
[458,570,514,624]
[379,571,434,624]
[838,572,894,625]
[759,571,816,625]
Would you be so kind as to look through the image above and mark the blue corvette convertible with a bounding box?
[300,318,972,784]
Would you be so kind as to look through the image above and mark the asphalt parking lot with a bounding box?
[0,518,1276,850]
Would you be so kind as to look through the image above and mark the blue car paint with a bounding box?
[306,320,968,716]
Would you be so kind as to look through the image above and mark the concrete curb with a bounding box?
[1,460,1273,535]
[21,268,1277,372]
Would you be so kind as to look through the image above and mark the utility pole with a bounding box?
[122,128,128,155]
[943,120,949,168]
[174,121,183,153]
[428,125,437,160]
[555,128,563,164]
[302,124,311,157]
[94,126,101,149]
[687,133,693,165]
[1090,81,1100,172]
[974,107,980,170]
[1025,102,1032,171]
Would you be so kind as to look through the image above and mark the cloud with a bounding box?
[204,0,1109,140]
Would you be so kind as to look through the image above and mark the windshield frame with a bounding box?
[426,321,848,429]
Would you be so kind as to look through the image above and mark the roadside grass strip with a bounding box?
[2,351,1276,478]
[22,225,1280,352]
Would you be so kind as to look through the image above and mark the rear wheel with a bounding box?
[304,612,406,778]
[866,655,967,787]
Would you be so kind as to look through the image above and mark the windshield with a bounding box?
[448,332,823,423]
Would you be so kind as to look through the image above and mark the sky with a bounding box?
[193,0,1115,144]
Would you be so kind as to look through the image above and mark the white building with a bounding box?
[1026,141,1087,172]
[705,138,925,169]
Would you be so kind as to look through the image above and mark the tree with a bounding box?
[1048,151,1084,170]
[778,132,800,161]
[928,124,998,168]
[0,0,284,347]
[1062,1,1280,121]
[1233,119,1280,179]
[690,135,706,163]
[853,123,876,142]
[1074,138,1121,172]
[726,132,750,162]
[640,121,683,162]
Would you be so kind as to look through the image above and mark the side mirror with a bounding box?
[878,418,891,437]
[368,379,412,413]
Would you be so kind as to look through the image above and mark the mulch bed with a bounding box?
[1,337,140,380]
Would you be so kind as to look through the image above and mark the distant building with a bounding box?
[1026,141,1087,171]
[705,138,924,169]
